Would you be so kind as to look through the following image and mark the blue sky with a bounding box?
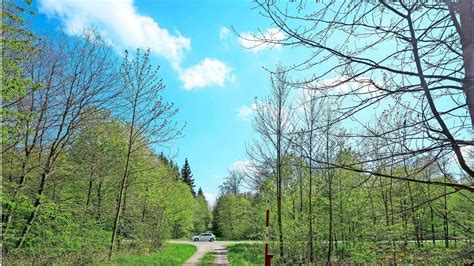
[32,0,472,204]
[34,0,301,204]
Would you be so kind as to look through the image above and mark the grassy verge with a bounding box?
[227,243,264,266]
[108,243,196,265]
[199,252,214,266]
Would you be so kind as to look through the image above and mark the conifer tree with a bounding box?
[197,187,204,197]
[181,158,195,196]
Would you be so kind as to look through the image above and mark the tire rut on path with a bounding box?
[211,247,229,266]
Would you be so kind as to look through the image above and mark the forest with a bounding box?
[2,0,474,265]
[2,1,211,264]
[212,0,474,264]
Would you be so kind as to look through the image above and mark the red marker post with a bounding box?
[264,209,273,266]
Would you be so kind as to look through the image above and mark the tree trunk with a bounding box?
[444,178,449,248]
[4,150,31,232]
[276,87,284,262]
[96,180,103,221]
[428,184,436,246]
[455,0,474,127]
[15,169,49,248]
[407,182,421,247]
[109,101,136,259]
[86,169,94,207]
[308,143,314,263]
[403,199,408,247]
[109,149,131,259]
[326,128,333,263]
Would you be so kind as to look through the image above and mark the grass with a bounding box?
[108,243,196,266]
[227,243,264,266]
[199,252,214,266]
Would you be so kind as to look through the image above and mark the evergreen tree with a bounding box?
[197,187,204,197]
[181,158,195,196]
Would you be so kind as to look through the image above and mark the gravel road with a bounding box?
[170,240,243,265]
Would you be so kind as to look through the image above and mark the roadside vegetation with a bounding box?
[108,243,196,266]
[227,244,264,265]
[199,252,214,266]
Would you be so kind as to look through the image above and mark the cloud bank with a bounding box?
[39,0,232,90]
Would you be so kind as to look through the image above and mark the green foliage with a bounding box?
[109,243,196,266]
[3,111,208,263]
[1,0,41,144]
[5,200,111,265]
[214,150,474,264]
[193,195,212,234]
[227,244,264,266]
[213,194,254,240]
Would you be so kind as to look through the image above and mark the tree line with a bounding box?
[212,71,473,264]
[1,1,210,264]
[213,1,473,264]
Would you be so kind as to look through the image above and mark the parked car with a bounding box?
[190,232,216,242]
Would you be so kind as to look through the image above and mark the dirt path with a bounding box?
[170,240,240,265]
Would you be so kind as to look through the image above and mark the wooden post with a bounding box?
[265,209,273,266]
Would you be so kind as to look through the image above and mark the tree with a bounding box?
[219,169,244,196]
[247,65,294,261]
[109,48,183,259]
[250,0,473,192]
[212,194,253,240]
[193,192,211,234]
[1,0,40,148]
[197,187,204,197]
[181,158,196,196]
[295,89,325,262]
[3,30,119,250]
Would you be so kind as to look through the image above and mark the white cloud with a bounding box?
[239,28,285,53]
[38,0,233,89]
[232,160,253,173]
[39,0,190,69]
[236,103,257,121]
[179,58,234,90]
[203,192,217,207]
[219,26,230,39]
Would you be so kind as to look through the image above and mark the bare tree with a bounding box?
[295,89,325,262]
[248,0,473,192]
[108,48,183,259]
[247,65,294,260]
[219,169,244,196]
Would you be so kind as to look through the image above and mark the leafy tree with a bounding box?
[193,193,211,234]
[213,194,253,240]
[1,0,40,147]
[109,48,182,258]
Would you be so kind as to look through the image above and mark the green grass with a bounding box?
[199,252,214,266]
[227,243,264,266]
[108,243,196,266]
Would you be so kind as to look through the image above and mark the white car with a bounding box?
[191,233,216,242]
